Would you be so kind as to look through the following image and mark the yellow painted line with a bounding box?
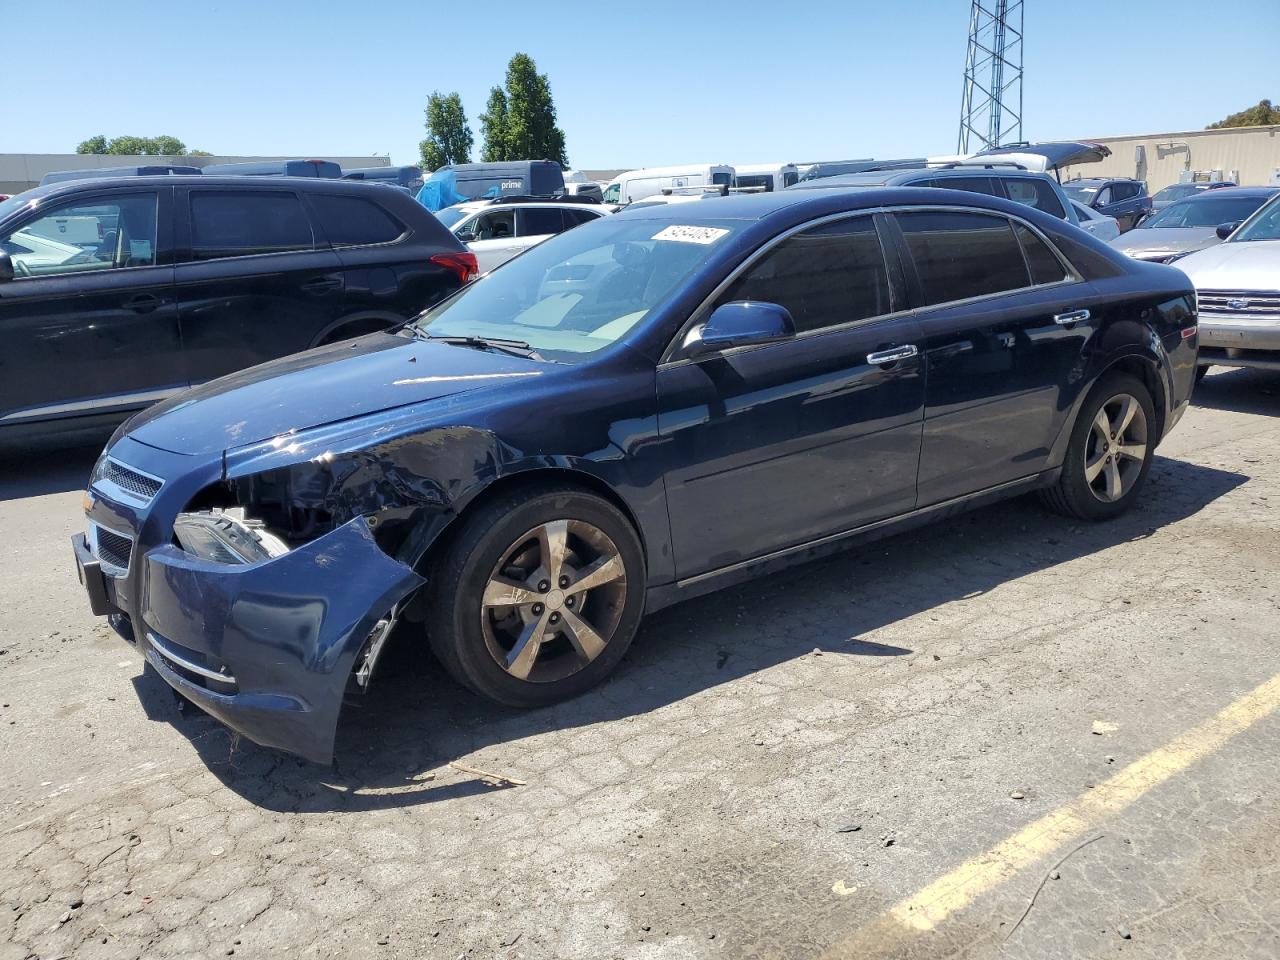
[821,671,1280,957]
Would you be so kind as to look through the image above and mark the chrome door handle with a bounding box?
[1054,309,1090,326]
[866,345,919,365]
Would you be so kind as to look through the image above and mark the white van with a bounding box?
[732,163,799,192]
[602,164,735,205]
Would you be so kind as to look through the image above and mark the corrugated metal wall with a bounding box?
[1057,125,1280,191]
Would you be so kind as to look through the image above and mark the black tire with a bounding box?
[1040,372,1157,522]
[1195,365,1210,384]
[424,483,646,707]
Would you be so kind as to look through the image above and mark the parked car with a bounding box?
[41,165,203,185]
[71,187,1197,763]
[422,161,565,205]
[796,159,921,182]
[342,165,425,193]
[200,159,343,178]
[1174,191,1280,378]
[1061,177,1151,232]
[1070,199,1120,241]
[602,164,734,205]
[1150,180,1236,213]
[1110,187,1278,263]
[562,171,604,202]
[0,177,474,432]
[732,163,800,192]
[789,164,1081,226]
[434,197,608,273]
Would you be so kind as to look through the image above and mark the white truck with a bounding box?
[732,163,799,192]
[602,164,735,205]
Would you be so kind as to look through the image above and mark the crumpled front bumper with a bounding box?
[133,517,424,764]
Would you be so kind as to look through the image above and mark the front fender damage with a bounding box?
[140,517,424,764]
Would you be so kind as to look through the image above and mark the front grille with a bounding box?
[95,526,133,572]
[103,459,163,500]
[1197,290,1280,317]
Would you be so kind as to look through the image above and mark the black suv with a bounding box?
[789,164,1080,226]
[0,176,474,432]
[1061,178,1152,232]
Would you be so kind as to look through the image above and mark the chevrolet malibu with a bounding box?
[73,188,1200,763]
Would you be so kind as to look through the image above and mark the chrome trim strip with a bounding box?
[676,475,1037,588]
[1,388,180,423]
[147,632,237,685]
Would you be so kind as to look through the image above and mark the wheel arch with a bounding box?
[310,310,407,347]
[1049,347,1170,467]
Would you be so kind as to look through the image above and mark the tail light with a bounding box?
[430,252,478,285]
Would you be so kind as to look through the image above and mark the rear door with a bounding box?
[889,208,1094,504]
[174,186,345,384]
[0,187,182,425]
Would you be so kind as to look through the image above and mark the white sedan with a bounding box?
[1070,199,1120,242]
[435,200,609,274]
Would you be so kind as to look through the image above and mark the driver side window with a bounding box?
[1095,187,1113,206]
[463,210,516,241]
[2,194,158,278]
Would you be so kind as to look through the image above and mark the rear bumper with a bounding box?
[80,517,423,764]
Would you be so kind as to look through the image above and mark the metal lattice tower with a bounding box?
[957,0,1024,153]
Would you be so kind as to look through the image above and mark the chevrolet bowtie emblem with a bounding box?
[1226,298,1251,310]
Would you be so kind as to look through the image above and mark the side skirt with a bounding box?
[644,471,1055,615]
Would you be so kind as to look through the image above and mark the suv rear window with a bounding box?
[1002,178,1066,219]
[309,194,405,247]
[896,210,1030,305]
[190,191,315,260]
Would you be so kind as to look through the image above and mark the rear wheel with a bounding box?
[1041,372,1156,521]
[425,485,646,706]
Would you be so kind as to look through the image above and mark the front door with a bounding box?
[658,215,926,578]
[0,188,182,425]
[889,209,1098,505]
[175,187,345,384]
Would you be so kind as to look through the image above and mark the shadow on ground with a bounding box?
[1192,366,1279,415]
[121,450,1248,812]
[0,424,113,501]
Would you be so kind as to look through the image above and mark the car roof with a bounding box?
[1065,177,1141,186]
[13,175,399,202]
[792,166,1055,189]
[1180,186,1279,201]
[609,184,1061,225]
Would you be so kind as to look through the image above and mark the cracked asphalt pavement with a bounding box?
[2,367,1279,960]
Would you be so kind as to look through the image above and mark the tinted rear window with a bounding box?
[309,194,405,246]
[928,176,999,196]
[190,191,314,260]
[1013,223,1070,285]
[1002,178,1067,219]
[518,207,565,236]
[897,211,1030,305]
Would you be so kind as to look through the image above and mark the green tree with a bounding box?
[74,134,196,155]
[501,54,568,166]
[418,92,473,170]
[1207,99,1280,129]
[479,86,511,162]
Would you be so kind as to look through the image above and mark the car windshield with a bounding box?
[411,217,739,362]
[1141,196,1271,229]
[1232,195,1280,242]
[434,207,470,229]
[1152,184,1205,203]
[1062,183,1100,201]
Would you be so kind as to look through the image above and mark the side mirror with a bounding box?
[685,301,795,358]
[0,251,12,283]
[1216,221,1241,241]
[456,230,478,243]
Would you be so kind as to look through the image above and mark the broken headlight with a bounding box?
[173,508,292,565]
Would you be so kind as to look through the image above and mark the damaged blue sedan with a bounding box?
[73,187,1199,763]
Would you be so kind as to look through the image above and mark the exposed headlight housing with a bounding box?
[173,509,292,565]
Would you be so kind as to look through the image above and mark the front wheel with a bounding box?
[425,485,646,707]
[1041,372,1156,521]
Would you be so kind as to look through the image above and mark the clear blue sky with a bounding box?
[4,0,1276,170]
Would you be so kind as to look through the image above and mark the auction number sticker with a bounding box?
[651,225,730,245]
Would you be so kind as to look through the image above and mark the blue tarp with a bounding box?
[415,170,469,212]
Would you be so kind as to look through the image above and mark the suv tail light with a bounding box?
[430,252,478,284]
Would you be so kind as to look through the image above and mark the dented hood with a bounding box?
[126,332,545,456]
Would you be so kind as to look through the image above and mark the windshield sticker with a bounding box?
[651,225,730,245]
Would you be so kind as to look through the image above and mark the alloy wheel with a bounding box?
[480,519,628,683]
[1084,392,1148,503]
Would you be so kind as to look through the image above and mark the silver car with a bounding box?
[1175,191,1280,377]
[1110,187,1278,264]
